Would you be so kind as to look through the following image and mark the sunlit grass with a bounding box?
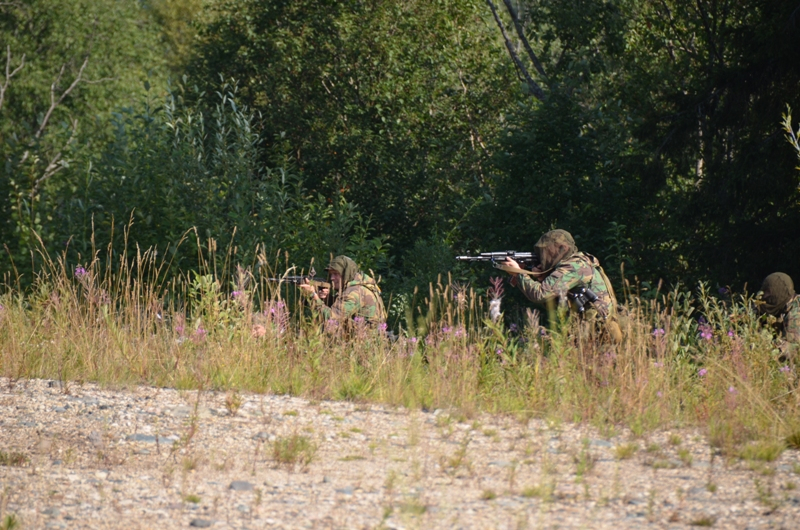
[1,237,799,459]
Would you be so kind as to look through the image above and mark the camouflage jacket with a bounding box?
[775,295,800,350]
[516,252,616,318]
[312,272,387,325]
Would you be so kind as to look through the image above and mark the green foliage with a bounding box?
[0,0,167,273]
[49,83,387,276]
[481,0,800,291]
[0,450,29,467]
[272,435,317,471]
[191,0,517,261]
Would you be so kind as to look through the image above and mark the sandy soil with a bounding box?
[1,378,798,529]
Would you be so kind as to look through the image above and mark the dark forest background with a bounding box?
[2,0,800,313]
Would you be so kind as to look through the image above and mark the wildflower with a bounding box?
[354,316,365,324]
[780,365,791,373]
[175,325,185,335]
[195,327,207,337]
[657,391,663,398]
[718,287,729,295]
[652,328,665,337]
[326,319,338,330]
[74,266,87,278]
[653,361,664,368]
[699,324,713,341]
[698,368,708,377]
[454,327,465,338]
[409,337,418,344]
[379,322,388,332]
[442,326,452,334]
[496,348,503,355]
[509,323,518,333]
[277,301,286,309]
[727,330,734,337]
[488,276,505,300]
[728,386,737,394]
[231,291,242,298]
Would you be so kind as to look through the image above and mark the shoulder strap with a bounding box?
[583,253,619,310]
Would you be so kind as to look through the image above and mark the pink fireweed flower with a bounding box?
[74,266,87,278]
[231,291,242,298]
[354,316,365,323]
[409,337,418,344]
[728,386,737,394]
[379,322,388,332]
[780,365,791,373]
[442,326,452,334]
[699,324,713,341]
[698,368,708,377]
[195,327,206,337]
[175,325,185,335]
[652,328,665,337]
[496,348,503,355]
[509,323,518,333]
[727,330,735,337]
[653,362,664,368]
[454,327,465,338]
[657,391,663,398]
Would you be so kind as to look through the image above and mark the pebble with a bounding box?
[229,481,254,491]
[3,377,800,530]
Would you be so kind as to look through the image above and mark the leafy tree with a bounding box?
[189,0,517,264]
[54,84,389,276]
[482,0,800,288]
[0,0,166,273]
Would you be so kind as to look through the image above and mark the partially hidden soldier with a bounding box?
[756,272,800,362]
[502,229,623,342]
[299,255,387,327]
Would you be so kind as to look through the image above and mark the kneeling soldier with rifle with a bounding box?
[463,230,622,342]
[298,255,387,327]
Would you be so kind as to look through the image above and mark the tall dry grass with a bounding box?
[1,238,798,455]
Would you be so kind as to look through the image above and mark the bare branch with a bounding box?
[1,45,26,112]
[30,118,79,197]
[35,54,89,139]
[501,0,547,80]
[486,0,545,101]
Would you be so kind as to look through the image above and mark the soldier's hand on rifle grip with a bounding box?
[298,279,316,298]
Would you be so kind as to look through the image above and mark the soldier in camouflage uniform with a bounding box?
[757,272,800,361]
[299,255,386,326]
[503,229,621,340]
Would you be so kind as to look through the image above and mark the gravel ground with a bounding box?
[1,378,799,529]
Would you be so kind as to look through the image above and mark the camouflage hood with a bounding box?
[534,229,578,272]
[349,272,381,293]
[759,272,795,316]
[325,255,359,286]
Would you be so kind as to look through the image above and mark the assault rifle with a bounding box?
[266,267,331,291]
[455,251,540,272]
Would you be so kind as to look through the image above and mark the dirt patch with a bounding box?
[1,378,798,528]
